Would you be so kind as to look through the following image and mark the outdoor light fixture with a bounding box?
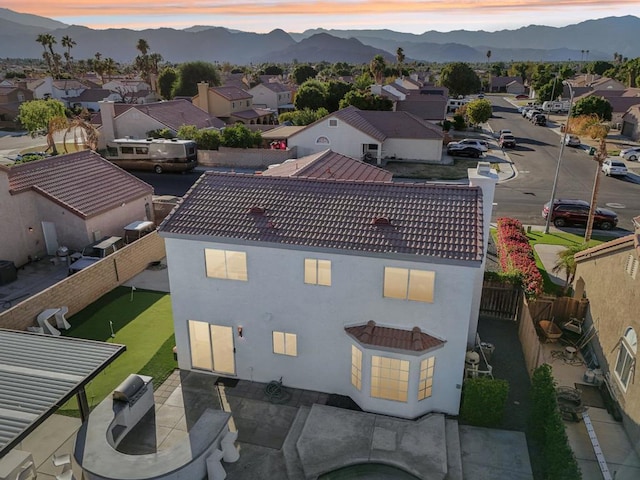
[237,326,243,338]
[544,80,575,234]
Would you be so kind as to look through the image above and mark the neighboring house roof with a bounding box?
[91,99,225,130]
[52,79,88,90]
[63,89,117,103]
[0,329,125,456]
[261,125,306,139]
[575,234,640,263]
[6,150,153,219]
[329,106,444,141]
[0,86,19,96]
[231,108,273,120]
[491,76,522,88]
[261,149,393,182]
[159,172,484,262]
[211,86,252,101]
[345,321,445,353]
[256,82,290,93]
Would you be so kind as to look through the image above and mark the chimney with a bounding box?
[98,100,116,148]
[196,81,210,113]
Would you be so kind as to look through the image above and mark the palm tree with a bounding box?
[36,33,55,75]
[486,50,492,62]
[136,38,150,56]
[552,244,589,295]
[62,111,100,152]
[102,57,117,82]
[369,55,386,85]
[396,47,405,76]
[61,35,76,73]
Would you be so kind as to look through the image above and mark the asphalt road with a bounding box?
[488,96,640,231]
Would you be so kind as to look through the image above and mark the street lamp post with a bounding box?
[544,81,575,234]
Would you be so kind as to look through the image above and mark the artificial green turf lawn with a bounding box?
[59,286,175,414]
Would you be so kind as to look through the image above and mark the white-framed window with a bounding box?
[351,345,363,390]
[273,331,297,356]
[614,327,637,391]
[304,258,331,286]
[383,267,435,303]
[418,356,435,400]
[328,119,338,127]
[316,136,330,144]
[625,254,639,279]
[370,355,409,402]
[205,249,248,281]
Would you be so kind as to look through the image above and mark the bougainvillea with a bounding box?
[495,217,543,298]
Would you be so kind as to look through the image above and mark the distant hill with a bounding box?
[0,9,637,64]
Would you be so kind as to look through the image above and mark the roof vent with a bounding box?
[248,206,265,214]
[372,216,391,225]
[411,327,423,350]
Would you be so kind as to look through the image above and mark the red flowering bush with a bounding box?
[495,217,543,298]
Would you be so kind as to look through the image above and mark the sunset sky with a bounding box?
[6,1,640,33]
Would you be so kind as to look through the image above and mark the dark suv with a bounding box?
[542,199,618,230]
[532,114,547,126]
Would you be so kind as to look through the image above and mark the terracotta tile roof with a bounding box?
[159,172,484,262]
[7,151,153,219]
[231,108,272,120]
[211,86,252,101]
[345,321,445,352]
[260,82,291,93]
[261,149,392,182]
[330,106,444,141]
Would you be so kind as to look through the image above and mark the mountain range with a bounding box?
[1,8,638,65]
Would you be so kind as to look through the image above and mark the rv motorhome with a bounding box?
[104,138,198,174]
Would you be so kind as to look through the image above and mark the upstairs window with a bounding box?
[304,259,331,286]
[383,267,435,303]
[328,119,338,127]
[205,249,248,281]
[614,327,637,391]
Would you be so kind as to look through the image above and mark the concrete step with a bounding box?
[445,418,463,480]
[282,405,310,480]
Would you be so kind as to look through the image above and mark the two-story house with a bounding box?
[0,85,33,127]
[287,106,444,164]
[248,82,294,114]
[193,83,274,124]
[158,163,497,419]
[573,231,640,456]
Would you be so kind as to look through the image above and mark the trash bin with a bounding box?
[589,147,596,156]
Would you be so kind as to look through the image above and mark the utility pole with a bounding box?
[584,136,607,242]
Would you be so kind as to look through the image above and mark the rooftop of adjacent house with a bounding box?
[328,106,444,141]
[574,233,640,262]
[63,88,116,102]
[260,125,306,140]
[231,108,273,120]
[345,320,445,353]
[210,85,252,101]
[253,82,291,93]
[159,172,485,262]
[0,329,125,456]
[260,149,393,182]
[92,99,225,130]
[52,79,88,90]
[4,150,153,219]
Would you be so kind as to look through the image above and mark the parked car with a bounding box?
[563,135,581,147]
[619,146,640,161]
[499,134,517,148]
[497,129,512,137]
[446,145,483,158]
[515,94,529,100]
[602,158,628,177]
[521,107,533,117]
[447,138,489,152]
[532,114,547,126]
[542,199,618,230]
[526,109,542,120]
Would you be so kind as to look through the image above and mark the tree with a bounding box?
[509,62,532,86]
[396,47,405,75]
[262,65,283,76]
[588,61,614,76]
[36,33,56,76]
[221,124,261,148]
[278,108,329,126]
[466,99,493,125]
[294,80,328,110]
[486,50,492,62]
[552,244,588,295]
[572,96,612,121]
[439,63,481,97]
[18,99,67,155]
[292,64,317,84]
[369,55,386,84]
[325,81,352,112]
[158,67,179,99]
[61,35,76,74]
[136,38,150,56]
[173,61,221,97]
[339,91,393,111]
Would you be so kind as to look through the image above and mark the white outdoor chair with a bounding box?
[52,452,71,467]
[55,306,71,330]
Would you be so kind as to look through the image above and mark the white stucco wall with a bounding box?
[115,109,166,139]
[287,120,378,159]
[248,85,277,111]
[165,238,483,418]
[383,138,443,162]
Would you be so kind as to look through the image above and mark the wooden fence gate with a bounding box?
[480,281,523,321]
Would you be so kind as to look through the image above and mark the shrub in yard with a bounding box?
[529,364,582,480]
[460,377,509,427]
[496,217,543,298]
[452,114,467,130]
